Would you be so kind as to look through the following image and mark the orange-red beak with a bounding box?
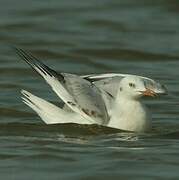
[140,89,157,97]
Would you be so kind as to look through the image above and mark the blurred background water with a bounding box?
[1,0,179,179]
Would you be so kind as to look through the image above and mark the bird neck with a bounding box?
[108,94,151,132]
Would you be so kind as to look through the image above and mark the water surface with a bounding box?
[0,0,179,179]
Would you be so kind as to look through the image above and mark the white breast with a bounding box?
[108,98,152,132]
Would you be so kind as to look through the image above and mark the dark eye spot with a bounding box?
[129,83,136,88]
[120,87,123,91]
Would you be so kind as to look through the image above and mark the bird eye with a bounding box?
[129,83,135,88]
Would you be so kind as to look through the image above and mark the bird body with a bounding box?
[15,48,167,132]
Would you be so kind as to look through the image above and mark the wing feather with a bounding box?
[15,48,109,125]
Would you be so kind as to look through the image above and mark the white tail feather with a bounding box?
[21,90,91,125]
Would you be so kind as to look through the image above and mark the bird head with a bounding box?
[118,75,167,99]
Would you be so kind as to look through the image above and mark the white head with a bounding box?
[118,75,167,100]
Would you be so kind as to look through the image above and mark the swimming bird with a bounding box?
[15,48,167,132]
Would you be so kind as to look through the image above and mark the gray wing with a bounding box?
[83,74,124,98]
[61,73,109,125]
[92,76,123,98]
[15,48,109,125]
[82,73,154,81]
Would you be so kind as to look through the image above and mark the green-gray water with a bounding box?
[1,1,179,179]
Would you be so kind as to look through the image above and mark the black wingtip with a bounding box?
[13,47,36,66]
[14,47,66,83]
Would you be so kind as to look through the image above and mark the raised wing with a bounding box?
[83,74,124,98]
[82,73,126,81]
[93,76,123,98]
[82,73,155,82]
[15,48,109,125]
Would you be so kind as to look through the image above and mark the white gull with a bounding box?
[15,48,167,132]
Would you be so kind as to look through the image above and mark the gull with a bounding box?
[15,48,167,132]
